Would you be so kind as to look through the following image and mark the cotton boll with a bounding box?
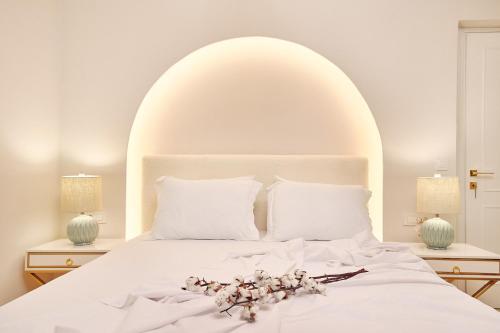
[270,278,281,291]
[215,290,232,311]
[274,291,287,302]
[254,270,270,286]
[185,276,201,292]
[302,278,318,292]
[257,287,271,303]
[257,277,272,287]
[316,283,327,295]
[241,306,251,321]
[237,287,252,302]
[294,269,307,280]
[241,303,258,322]
[225,285,238,303]
[280,276,292,288]
[258,287,268,297]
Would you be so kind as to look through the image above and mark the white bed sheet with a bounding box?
[0,233,499,333]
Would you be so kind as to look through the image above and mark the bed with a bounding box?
[0,155,499,333]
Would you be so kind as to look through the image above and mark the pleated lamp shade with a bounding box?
[61,174,103,213]
[416,176,460,215]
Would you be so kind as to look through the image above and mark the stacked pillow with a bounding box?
[266,177,372,241]
[151,176,372,241]
[152,176,262,240]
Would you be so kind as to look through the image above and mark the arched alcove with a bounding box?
[127,37,383,240]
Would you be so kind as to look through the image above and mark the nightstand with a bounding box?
[25,238,125,285]
[404,242,500,299]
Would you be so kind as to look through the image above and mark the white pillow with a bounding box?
[152,176,262,240]
[267,178,372,241]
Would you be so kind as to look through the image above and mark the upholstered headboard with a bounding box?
[142,154,368,232]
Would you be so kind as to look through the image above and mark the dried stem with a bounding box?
[218,268,367,314]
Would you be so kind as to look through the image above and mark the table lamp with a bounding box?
[416,176,460,249]
[61,174,103,245]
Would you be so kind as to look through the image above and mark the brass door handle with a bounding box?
[470,169,495,177]
[65,258,74,266]
[452,266,461,274]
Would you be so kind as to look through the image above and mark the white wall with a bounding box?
[0,0,61,304]
[1,0,499,306]
[59,0,500,241]
[127,37,383,239]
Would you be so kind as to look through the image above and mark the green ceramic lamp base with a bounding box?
[421,217,454,250]
[67,213,99,246]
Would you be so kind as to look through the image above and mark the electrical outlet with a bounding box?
[404,216,418,226]
[93,213,105,224]
[434,159,449,173]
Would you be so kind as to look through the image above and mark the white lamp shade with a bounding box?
[61,175,103,213]
[416,176,460,215]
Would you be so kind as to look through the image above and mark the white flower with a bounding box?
[225,285,238,303]
[294,269,308,280]
[301,277,318,292]
[237,287,252,302]
[215,290,232,311]
[254,270,269,280]
[195,268,334,322]
[280,275,292,288]
[274,290,287,302]
[269,277,281,291]
[256,286,270,303]
[250,288,260,299]
[316,283,327,295]
[241,303,258,322]
[185,276,202,292]
[258,277,272,287]
[205,282,222,296]
[254,270,271,287]
[258,286,268,297]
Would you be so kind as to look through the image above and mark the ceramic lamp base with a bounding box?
[420,217,454,250]
[67,214,99,246]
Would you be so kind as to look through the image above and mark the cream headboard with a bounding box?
[142,154,368,232]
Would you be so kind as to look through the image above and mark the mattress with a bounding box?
[0,233,499,333]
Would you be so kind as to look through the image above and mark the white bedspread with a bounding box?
[1,231,499,332]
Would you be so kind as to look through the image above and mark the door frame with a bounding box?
[457,25,500,244]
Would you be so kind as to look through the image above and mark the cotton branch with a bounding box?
[183,268,367,322]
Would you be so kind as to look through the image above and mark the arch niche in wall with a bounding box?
[127,37,383,240]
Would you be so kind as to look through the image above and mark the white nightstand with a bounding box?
[25,238,125,285]
[404,242,500,299]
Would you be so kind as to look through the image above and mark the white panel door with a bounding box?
[464,31,500,308]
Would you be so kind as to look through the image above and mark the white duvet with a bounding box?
[1,231,499,332]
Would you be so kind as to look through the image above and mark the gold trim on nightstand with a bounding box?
[24,238,125,286]
[424,256,500,299]
[26,251,106,268]
[404,242,500,303]
[28,273,46,285]
[472,281,497,298]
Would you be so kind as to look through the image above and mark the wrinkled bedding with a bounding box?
[1,231,499,332]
